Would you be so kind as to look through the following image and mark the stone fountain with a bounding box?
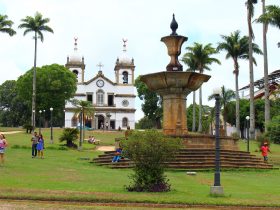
[140,15,238,150]
[140,14,210,136]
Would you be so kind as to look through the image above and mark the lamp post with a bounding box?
[79,108,83,150]
[246,116,250,152]
[63,109,66,128]
[50,107,53,144]
[32,109,35,132]
[39,110,42,134]
[43,110,45,128]
[210,87,224,196]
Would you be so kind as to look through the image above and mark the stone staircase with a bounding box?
[92,148,274,170]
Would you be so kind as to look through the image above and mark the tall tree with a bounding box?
[183,43,220,133]
[18,12,54,130]
[246,0,258,139]
[0,14,16,36]
[208,86,235,136]
[182,55,198,132]
[16,64,77,126]
[71,99,95,145]
[135,76,162,128]
[256,4,280,131]
[217,30,262,136]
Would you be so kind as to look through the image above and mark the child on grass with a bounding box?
[260,141,271,163]
[0,134,8,165]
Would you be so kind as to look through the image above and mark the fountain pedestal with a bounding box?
[140,71,210,136]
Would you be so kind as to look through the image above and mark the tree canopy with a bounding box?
[0,14,16,36]
[15,64,77,126]
[135,76,162,128]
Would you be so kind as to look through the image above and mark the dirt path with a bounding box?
[96,146,115,151]
[0,131,23,134]
[0,199,279,210]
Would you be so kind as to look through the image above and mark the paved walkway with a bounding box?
[96,146,115,151]
[0,131,23,134]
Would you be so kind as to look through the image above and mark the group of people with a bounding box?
[100,122,110,130]
[31,131,45,159]
[88,135,97,144]
[0,133,8,165]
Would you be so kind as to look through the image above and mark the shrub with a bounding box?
[121,130,182,192]
[266,115,280,144]
[59,128,79,148]
[23,124,34,133]
[231,132,239,139]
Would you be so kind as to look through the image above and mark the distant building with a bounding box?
[64,38,136,130]
[239,69,280,100]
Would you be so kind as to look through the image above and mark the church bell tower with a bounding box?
[114,39,135,85]
[65,37,85,83]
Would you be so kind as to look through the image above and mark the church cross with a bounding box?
[97,62,104,71]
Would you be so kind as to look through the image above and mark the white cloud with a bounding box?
[1,0,279,122]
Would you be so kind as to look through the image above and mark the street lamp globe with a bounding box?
[50,107,54,144]
[246,116,250,120]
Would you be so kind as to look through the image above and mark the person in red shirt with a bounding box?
[260,141,271,162]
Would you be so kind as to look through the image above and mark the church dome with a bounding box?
[118,39,132,64]
[68,37,83,63]
[69,52,82,63]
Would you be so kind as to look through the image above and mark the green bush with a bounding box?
[266,115,280,144]
[59,128,79,148]
[231,132,239,139]
[23,124,34,133]
[121,130,182,192]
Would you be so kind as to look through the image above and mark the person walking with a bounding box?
[260,141,271,163]
[0,134,8,165]
[37,134,45,159]
[31,132,39,158]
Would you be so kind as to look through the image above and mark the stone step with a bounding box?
[92,148,275,170]
[94,156,263,163]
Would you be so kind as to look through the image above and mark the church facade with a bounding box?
[64,39,136,130]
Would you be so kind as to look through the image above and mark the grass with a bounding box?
[0,127,280,207]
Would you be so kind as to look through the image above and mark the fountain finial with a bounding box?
[170,14,178,36]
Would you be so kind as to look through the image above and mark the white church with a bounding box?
[64,38,136,130]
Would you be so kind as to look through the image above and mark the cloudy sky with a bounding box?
[1,0,279,121]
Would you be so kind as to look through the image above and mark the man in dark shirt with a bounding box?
[31,132,38,158]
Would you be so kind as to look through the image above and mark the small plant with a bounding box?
[231,132,239,139]
[11,145,21,149]
[59,128,79,148]
[122,130,182,192]
[23,124,34,133]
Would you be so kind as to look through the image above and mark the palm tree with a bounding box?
[18,12,53,130]
[183,43,220,133]
[71,99,95,146]
[246,0,258,139]
[208,86,235,136]
[217,30,262,136]
[182,56,198,132]
[256,4,280,131]
[0,14,16,36]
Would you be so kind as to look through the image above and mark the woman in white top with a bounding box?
[0,134,8,165]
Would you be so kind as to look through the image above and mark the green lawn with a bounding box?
[1,127,280,207]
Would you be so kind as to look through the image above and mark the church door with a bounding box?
[97,115,105,129]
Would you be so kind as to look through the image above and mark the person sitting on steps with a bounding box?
[112,147,122,163]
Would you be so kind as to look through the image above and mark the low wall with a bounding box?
[180,134,239,151]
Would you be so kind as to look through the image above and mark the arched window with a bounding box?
[122,71,128,84]
[96,89,104,106]
[72,69,78,78]
[122,117,128,127]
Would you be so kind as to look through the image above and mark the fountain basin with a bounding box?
[140,71,210,136]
